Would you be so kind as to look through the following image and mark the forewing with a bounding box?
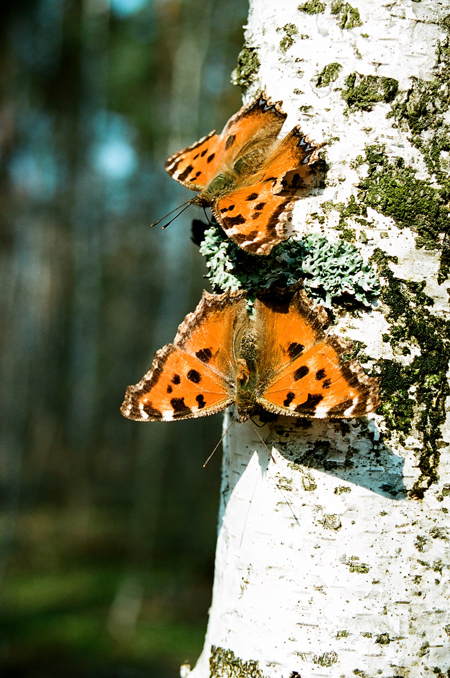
[164,92,287,191]
[213,180,293,255]
[121,290,248,422]
[121,344,233,421]
[260,127,325,195]
[212,128,325,255]
[255,289,380,418]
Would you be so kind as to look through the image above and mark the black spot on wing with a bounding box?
[223,214,246,228]
[196,394,206,409]
[201,149,208,157]
[187,369,201,383]
[167,385,173,394]
[326,398,354,417]
[246,192,259,201]
[252,211,262,220]
[294,365,309,380]
[255,202,266,210]
[225,134,236,150]
[172,374,181,384]
[284,391,295,407]
[316,368,326,380]
[207,153,215,163]
[295,393,323,414]
[288,342,304,359]
[171,397,192,416]
[323,379,331,389]
[178,165,194,182]
[196,348,212,363]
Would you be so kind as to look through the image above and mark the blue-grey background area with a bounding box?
[0,0,247,675]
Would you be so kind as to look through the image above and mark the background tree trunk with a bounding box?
[187,1,450,676]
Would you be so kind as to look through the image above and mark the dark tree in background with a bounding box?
[0,0,247,676]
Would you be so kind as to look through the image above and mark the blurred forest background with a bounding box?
[0,0,247,675]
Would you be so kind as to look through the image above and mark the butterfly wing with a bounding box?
[213,128,324,255]
[164,92,287,191]
[121,291,248,421]
[254,289,380,418]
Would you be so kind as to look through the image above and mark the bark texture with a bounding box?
[187,1,450,676]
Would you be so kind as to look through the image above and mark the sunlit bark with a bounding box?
[188,1,450,676]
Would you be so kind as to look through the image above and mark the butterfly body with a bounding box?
[121,288,380,424]
[165,93,324,255]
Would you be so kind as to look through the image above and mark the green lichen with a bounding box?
[210,646,266,678]
[298,0,326,13]
[278,23,298,53]
[331,0,362,29]
[231,45,260,90]
[316,62,343,88]
[336,629,349,638]
[359,145,450,282]
[313,651,338,667]
[342,73,399,112]
[369,249,450,498]
[199,224,380,308]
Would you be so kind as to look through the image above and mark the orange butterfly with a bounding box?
[121,288,380,423]
[165,92,324,255]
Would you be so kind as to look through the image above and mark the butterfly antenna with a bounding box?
[251,424,301,528]
[203,415,236,468]
[202,206,214,226]
[150,199,194,229]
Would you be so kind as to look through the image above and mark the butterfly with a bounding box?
[121,287,380,423]
[164,92,324,256]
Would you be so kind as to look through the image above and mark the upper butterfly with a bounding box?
[121,287,380,423]
[165,92,324,255]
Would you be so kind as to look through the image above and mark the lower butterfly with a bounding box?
[121,288,380,423]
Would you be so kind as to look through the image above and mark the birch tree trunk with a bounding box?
[186,1,450,676]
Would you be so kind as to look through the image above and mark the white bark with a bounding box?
[187,2,450,676]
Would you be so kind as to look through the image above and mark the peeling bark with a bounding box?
[187,1,450,676]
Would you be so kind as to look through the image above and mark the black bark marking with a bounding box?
[207,153,216,163]
[295,393,324,413]
[172,374,181,385]
[316,368,326,380]
[294,365,309,380]
[225,134,236,150]
[246,192,259,201]
[170,397,192,416]
[284,392,295,407]
[288,342,304,359]
[178,165,194,182]
[196,394,206,409]
[196,348,212,363]
[187,369,201,383]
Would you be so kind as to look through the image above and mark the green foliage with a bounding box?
[316,62,342,88]
[199,225,380,308]
[342,73,399,111]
